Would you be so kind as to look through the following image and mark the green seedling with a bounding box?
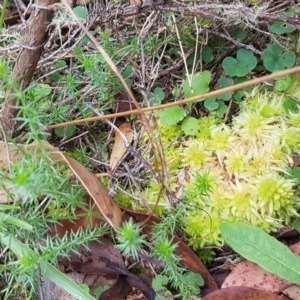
[150,87,165,106]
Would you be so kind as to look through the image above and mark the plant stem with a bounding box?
[0,0,8,33]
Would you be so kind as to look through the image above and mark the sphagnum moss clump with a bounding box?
[117,87,300,249]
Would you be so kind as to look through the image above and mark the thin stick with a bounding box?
[46,66,300,129]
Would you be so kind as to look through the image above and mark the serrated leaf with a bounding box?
[159,106,186,125]
[73,6,88,20]
[263,44,296,72]
[220,222,300,285]
[181,117,199,136]
[270,22,293,35]
[182,71,211,98]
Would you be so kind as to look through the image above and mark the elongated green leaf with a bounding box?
[0,232,95,300]
[220,222,300,285]
[0,211,33,231]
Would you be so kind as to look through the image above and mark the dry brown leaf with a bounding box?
[58,154,122,230]
[0,140,122,229]
[110,123,133,172]
[222,242,300,299]
[202,286,283,300]
[222,260,290,292]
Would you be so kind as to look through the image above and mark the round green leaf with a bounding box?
[204,97,219,111]
[222,57,237,77]
[202,46,214,63]
[181,117,199,136]
[73,6,88,20]
[270,22,293,35]
[182,71,212,98]
[263,44,296,72]
[159,106,186,125]
[230,27,247,42]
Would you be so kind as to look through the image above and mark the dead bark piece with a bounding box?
[1,0,58,137]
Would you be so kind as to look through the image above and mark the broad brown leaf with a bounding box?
[202,286,283,300]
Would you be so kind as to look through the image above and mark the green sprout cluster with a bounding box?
[119,76,300,250]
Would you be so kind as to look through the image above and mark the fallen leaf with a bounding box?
[202,286,283,300]
[58,154,122,230]
[221,260,290,292]
[0,141,122,229]
[59,238,155,300]
[110,123,133,172]
[222,242,300,299]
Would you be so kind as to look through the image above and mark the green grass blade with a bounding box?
[0,211,33,231]
[220,222,300,285]
[0,232,95,300]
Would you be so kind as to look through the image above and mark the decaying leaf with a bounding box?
[0,141,122,228]
[202,286,283,300]
[59,238,155,300]
[110,123,133,172]
[222,241,300,299]
[58,154,122,230]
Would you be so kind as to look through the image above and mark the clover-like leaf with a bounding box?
[230,27,247,42]
[181,117,199,136]
[217,77,234,101]
[159,106,186,125]
[262,44,296,72]
[222,49,257,77]
[150,87,165,106]
[204,97,219,111]
[270,22,293,35]
[182,70,211,98]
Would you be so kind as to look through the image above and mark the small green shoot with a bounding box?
[150,87,165,106]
